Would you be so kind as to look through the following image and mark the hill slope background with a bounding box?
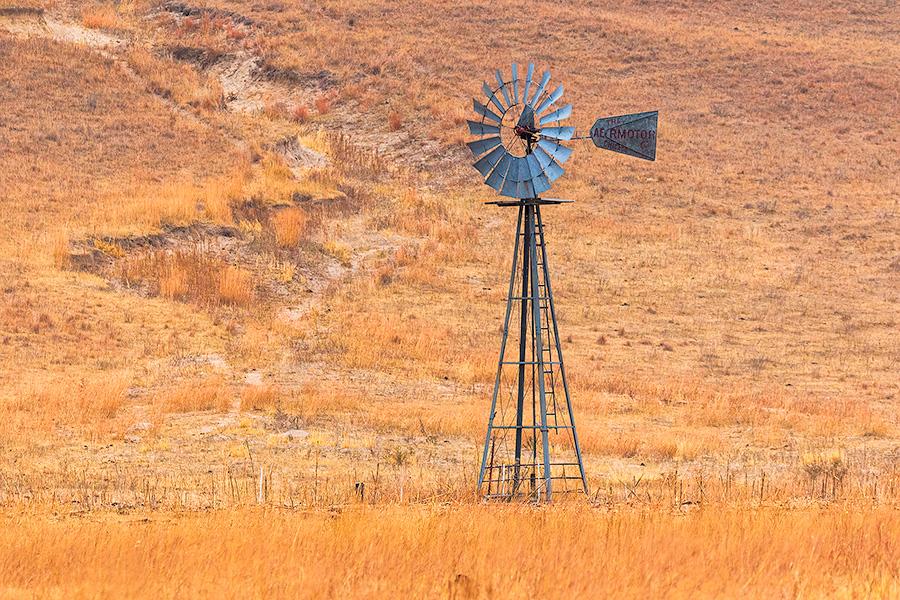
[1,0,900,596]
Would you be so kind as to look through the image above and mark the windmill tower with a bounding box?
[467,63,658,502]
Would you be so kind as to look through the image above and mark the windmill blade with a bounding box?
[529,70,552,107]
[532,171,552,194]
[534,146,566,181]
[522,63,535,107]
[540,126,575,142]
[482,81,506,115]
[467,120,501,136]
[534,85,564,116]
[537,139,573,164]
[531,144,554,172]
[473,99,502,124]
[473,145,506,177]
[495,70,511,109]
[590,111,658,161]
[511,63,519,104]
[511,157,531,182]
[517,178,535,200]
[524,153,552,194]
[466,136,502,158]
[539,104,572,125]
[500,158,520,198]
[544,160,566,182]
[485,152,513,191]
[517,104,535,130]
[525,153,544,180]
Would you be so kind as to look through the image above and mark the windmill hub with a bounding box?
[513,124,539,141]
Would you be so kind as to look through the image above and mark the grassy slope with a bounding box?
[0,34,240,434]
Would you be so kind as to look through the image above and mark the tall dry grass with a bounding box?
[157,376,231,413]
[80,4,120,29]
[273,207,308,249]
[240,383,281,411]
[120,247,255,309]
[1,505,900,598]
[0,373,130,436]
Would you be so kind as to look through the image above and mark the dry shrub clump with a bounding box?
[273,207,308,248]
[388,110,402,131]
[157,377,230,413]
[240,384,281,411]
[291,103,310,123]
[121,248,255,309]
[802,448,848,480]
[218,266,254,307]
[319,131,385,181]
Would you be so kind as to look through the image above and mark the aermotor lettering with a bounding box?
[591,127,656,141]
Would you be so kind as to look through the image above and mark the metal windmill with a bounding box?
[468,63,657,502]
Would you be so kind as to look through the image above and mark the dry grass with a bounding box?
[240,383,280,412]
[125,46,224,112]
[2,505,900,599]
[0,34,238,243]
[80,4,119,29]
[120,248,256,309]
[273,207,307,248]
[0,372,130,436]
[157,376,231,413]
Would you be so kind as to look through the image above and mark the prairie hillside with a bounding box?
[1,0,899,597]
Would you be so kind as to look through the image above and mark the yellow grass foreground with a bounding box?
[2,504,899,599]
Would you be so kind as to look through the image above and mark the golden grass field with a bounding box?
[1,0,900,596]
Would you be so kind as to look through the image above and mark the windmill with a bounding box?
[467,63,657,502]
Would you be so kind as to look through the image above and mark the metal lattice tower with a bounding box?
[466,62,658,502]
[478,197,587,502]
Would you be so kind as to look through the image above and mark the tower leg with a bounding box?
[527,204,552,501]
[535,207,588,493]
[478,206,523,491]
[513,207,530,494]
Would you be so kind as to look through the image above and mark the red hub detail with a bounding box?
[514,125,538,140]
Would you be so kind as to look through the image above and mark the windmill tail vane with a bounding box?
[467,62,659,502]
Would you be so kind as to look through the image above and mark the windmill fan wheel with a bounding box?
[467,63,574,200]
